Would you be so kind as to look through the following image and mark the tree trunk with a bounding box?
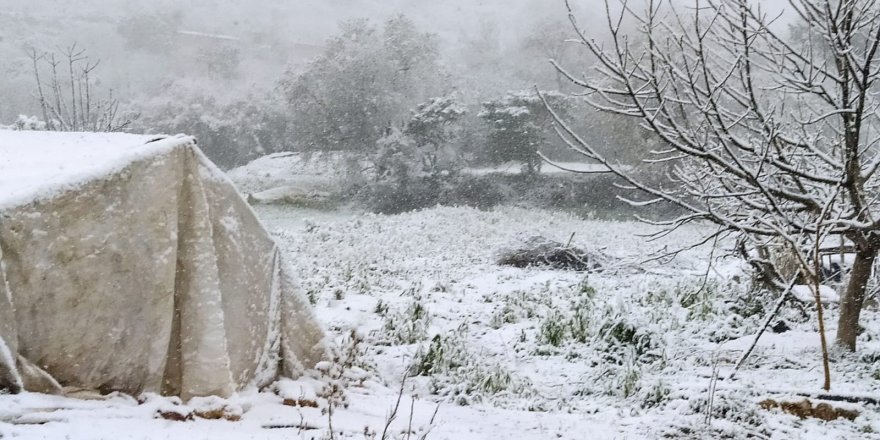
[836,247,877,351]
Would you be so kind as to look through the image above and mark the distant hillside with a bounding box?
[0,0,609,122]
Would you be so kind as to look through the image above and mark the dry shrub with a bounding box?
[497,236,603,271]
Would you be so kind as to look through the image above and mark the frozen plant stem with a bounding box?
[705,356,719,426]
[406,391,415,440]
[381,371,408,440]
[813,231,832,391]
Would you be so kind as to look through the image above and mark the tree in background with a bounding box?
[134,82,290,169]
[551,0,880,363]
[479,90,570,175]
[27,44,136,132]
[372,95,466,184]
[280,16,446,153]
[404,95,467,175]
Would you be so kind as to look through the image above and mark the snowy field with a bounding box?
[3,204,880,439]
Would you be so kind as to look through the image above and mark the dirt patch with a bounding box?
[193,407,242,421]
[283,398,320,408]
[157,409,194,422]
[760,399,859,421]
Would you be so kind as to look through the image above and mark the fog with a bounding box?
[0,0,799,164]
[5,2,880,438]
[0,0,580,94]
[0,0,790,114]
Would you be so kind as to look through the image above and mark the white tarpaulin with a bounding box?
[0,130,326,399]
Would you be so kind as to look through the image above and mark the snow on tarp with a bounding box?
[0,130,327,399]
[0,131,179,210]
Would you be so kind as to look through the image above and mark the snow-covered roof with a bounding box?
[0,130,192,210]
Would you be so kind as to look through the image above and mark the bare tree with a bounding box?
[28,44,135,132]
[547,0,880,355]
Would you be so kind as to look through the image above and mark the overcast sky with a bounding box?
[287,0,795,45]
[0,0,797,46]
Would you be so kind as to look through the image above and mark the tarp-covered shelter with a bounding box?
[0,131,326,399]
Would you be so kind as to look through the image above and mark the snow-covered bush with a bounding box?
[637,278,761,344]
[378,297,431,345]
[595,312,659,360]
[352,95,471,214]
[687,392,770,438]
[12,115,46,131]
[530,279,662,362]
[538,312,568,347]
[403,95,467,177]
[489,290,542,329]
[478,90,570,175]
[638,379,671,409]
[412,325,532,405]
[569,282,595,343]
[604,347,642,398]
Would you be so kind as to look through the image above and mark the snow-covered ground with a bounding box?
[3,204,880,439]
[226,151,360,196]
[462,161,618,176]
[264,206,880,438]
[0,199,880,439]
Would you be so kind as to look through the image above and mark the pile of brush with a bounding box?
[496,235,603,271]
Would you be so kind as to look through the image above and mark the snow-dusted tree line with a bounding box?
[5,9,660,217]
[2,4,651,166]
